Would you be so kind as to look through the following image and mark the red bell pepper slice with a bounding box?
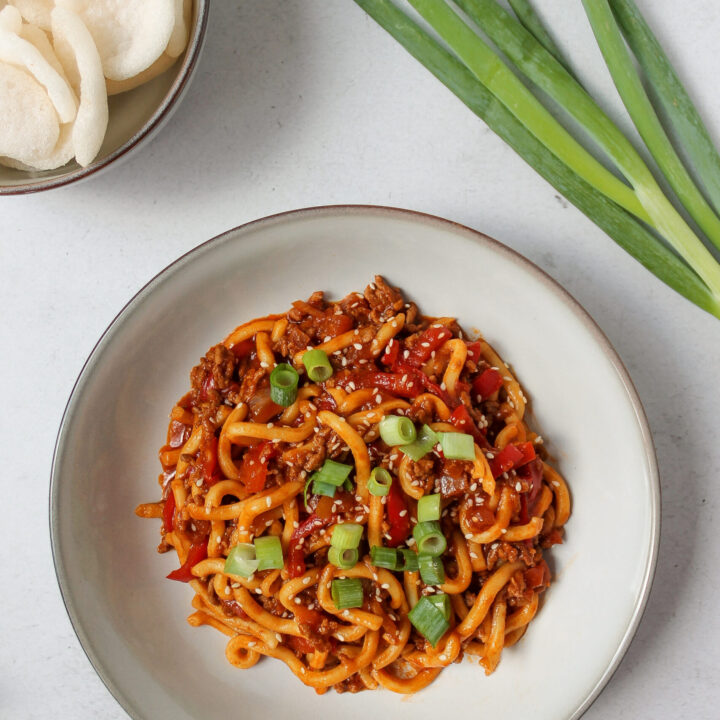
[489,442,536,478]
[162,491,176,534]
[465,341,482,363]
[198,433,220,486]
[385,480,411,547]
[229,339,254,359]
[472,368,503,400]
[405,326,453,367]
[287,514,334,578]
[167,540,208,582]
[238,441,275,493]
[449,404,486,446]
[381,338,401,368]
[338,371,422,399]
[524,559,550,591]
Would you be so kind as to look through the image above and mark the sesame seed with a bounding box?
[399,510,407,517]
[470,483,477,492]
[255,588,262,594]
[224,586,231,595]
[195,479,203,487]
[294,597,301,604]
[266,497,272,507]
[260,361,269,369]
[552,480,560,487]
[439,654,447,662]
[381,583,390,589]
[465,533,473,539]
[302,577,311,585]
[501,528,507,534]
[515,482,522,492]
[276,633,283,642]
[216,535,222,543]
[375,394,382,404]
[248,641,256,648]
[353,343,363,350]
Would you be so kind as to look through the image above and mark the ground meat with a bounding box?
[406,395,437,425]
[275,323,311,358]
[436,460,471,498]
[506,569,528,604]
[237,365,266,405]
[485,540,533,571]
[364,275,406,322]
[403,456,435,495]
[278,426,333,481]
[339,292,373,324]
[190,344,238,405]
[334,672,367,694]
[221,600,250,619]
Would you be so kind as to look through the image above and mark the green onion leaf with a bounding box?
[312,479,338,498]
[331,523,364,550]
[400,424,439,461]
[303,473,313,511]
[610,0,720,223]
[417,494,442,522]
[331,577,364,609]
[368,467,393,496]
[418,554,446,585]
[370,545,400,570]
[343,477,354,493]
[413,521,448,557]
[379,415,417,446]
[408,596,449,646]
[508,0,574,75]
[328,546,359,570]
[302,349,334,382]
[352,0,720,320]
[427,592,451,621]
[224,543,258,578]
[438,432,475,460]
[400,548,420,572]
[269,363,299,407]
[253,535,284,571]
[311,459,353,487]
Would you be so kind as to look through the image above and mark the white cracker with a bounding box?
[9,0,52,31]
[21,23,72,85]
[0,5,22,34]
[63,0,175,81]
[0,24,76,122]
[106,51,177,95]
[1,121,74,171]
[52,5,107,166]
[0,61,59,165]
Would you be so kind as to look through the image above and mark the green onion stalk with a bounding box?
[352,0,720,320]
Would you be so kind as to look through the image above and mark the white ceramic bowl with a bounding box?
[0,1,209,195]
[51,206,660,720]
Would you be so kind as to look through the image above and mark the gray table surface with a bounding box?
[2,1,719,718]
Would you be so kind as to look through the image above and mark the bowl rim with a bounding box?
[0,0,210,196]
[49,204,661,720]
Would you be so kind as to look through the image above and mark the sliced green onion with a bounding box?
[331,523,364,550]
[400,548,420,572]
[224,543,258,578]
[418,554,446,585]
[439,432,475,460]
[303,349,334,382]
[352,0,720,319]
[253,535,284,571]
[408,596,449,646]
[400,424,439,461]
[342,477,354,493]
[331,577,364,609]
[379,415,417,446]
[370,545,400,570]
[368,467,393,496]
[417,494,442,522]
[328,546,359,569]
[312,479,338,498]
[269,363,299,406]
[311,459,353,487]
[413,521,447,557]
[427,592,451,621]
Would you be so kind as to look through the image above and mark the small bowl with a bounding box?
[0,1,209,195]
